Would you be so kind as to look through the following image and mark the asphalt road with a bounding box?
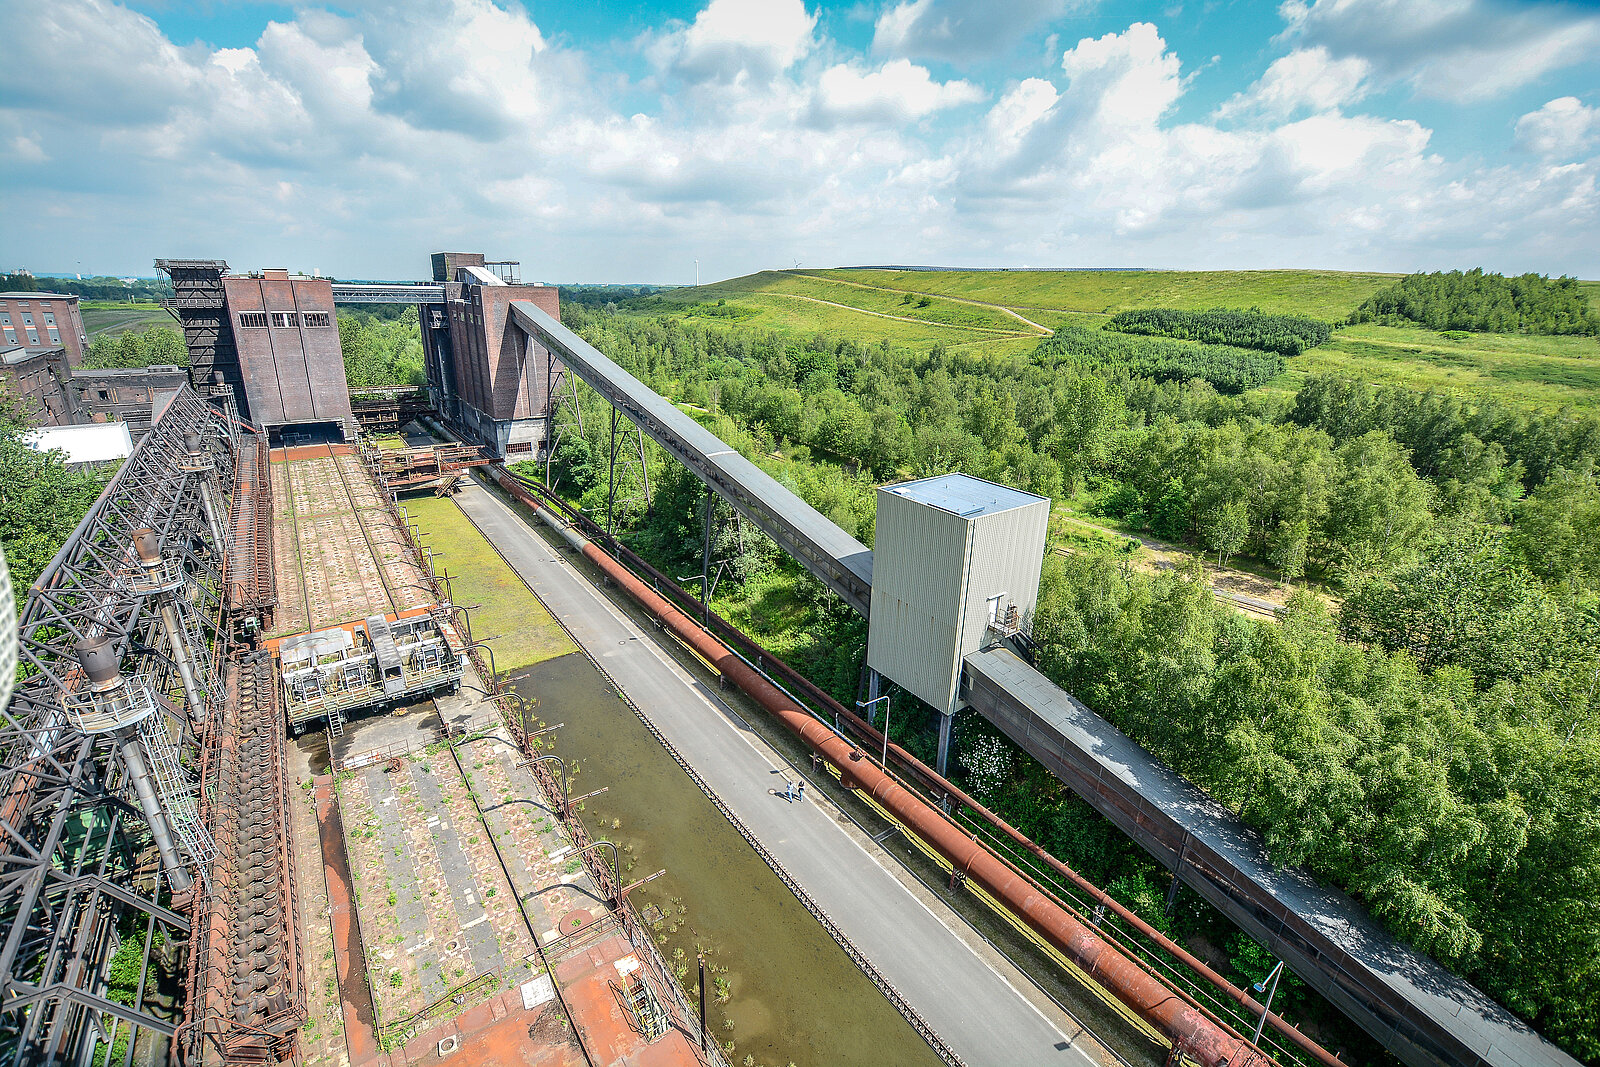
[452,479,1109,1067]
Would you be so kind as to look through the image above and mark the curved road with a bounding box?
[452,477,1117,1067]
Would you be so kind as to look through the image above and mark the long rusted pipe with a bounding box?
[489,468,1258,1067]
[512,469,1343,1067]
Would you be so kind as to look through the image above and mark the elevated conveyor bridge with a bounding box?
[510,300,874,615]
[503,300,1578,1067]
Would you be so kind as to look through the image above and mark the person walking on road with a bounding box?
[796,780,805,803]
[784,779,797,802]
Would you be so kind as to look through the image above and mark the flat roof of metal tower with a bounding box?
[882,473,1045,518]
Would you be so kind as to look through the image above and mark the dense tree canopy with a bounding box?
[0,400,113,605]
[1350,269,1600,335]
[1034,324,1284,394]
[79,324,187,369]
[542,303,1600,1061]
[1105,307,1333,354]
[31,276,174,302]
[1034,558,1599,1054]
[1287,373,1600,495]
[340,308,425,391]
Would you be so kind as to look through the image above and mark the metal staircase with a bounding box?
[137,715,214,892]
[621,970,669,1041]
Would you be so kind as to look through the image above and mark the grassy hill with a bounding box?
[80,302,175,340]
[636,267,1600,410]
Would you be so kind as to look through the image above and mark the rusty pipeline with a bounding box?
[512,469,1346,1067]
[489,467,1262,1067]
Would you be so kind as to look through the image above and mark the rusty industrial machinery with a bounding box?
[0,385,302,1066]
[359,439,495,494]
[348,388,432,435]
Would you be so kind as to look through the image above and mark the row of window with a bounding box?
[2,330,55,346]
[236,311,332,329]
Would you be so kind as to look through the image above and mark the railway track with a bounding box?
[326,449,402,617]
[278,448,315,631]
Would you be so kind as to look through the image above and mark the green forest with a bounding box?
[0,400,113,601]
[339,307,425,391]
[1351,269,1600,335]
[1105,307,1333,354]
[538,301,1599,1063]
[79,323,187,369]
[1034,325,1286,394]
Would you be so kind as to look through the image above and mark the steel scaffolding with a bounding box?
[0,386,235,1065]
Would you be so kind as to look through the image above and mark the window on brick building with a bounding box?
[237,312,268,328]
[270,312,296,328]
[301,312,331,328]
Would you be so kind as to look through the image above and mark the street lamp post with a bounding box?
[856,695,891,771]
[1251,960,1285,1046]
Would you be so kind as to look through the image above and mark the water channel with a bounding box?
[506,651,944,1067]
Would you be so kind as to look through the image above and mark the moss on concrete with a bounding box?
[405,495,575,672]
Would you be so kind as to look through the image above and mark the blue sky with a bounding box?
[2,0,1598,283]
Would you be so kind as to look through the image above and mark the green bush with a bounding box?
[1350,269,1599,335]
[1034,325,1283,394]
[1105,307,1332,355]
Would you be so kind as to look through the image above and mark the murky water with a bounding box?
[508,652,943,1067]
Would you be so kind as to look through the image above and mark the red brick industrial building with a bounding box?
[222,269,353,437]
[158,260,353,439]
[422,252,563,457]
[0,292,87,364]
[0,345,73,425]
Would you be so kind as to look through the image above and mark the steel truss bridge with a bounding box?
[505,300,1577,1067]
[1,387,301,1065]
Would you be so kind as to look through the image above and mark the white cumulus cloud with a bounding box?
[0,0,1595,281]
[813,59,984,125]
[1217,46,1371,120]
[1059,22,1182,130]
[652,0,816,85]
[1280,0,1600,102]
[874,0,1073,64]
[1516,98,1600,159]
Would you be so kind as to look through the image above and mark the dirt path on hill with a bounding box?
[783,270,1054,335]
[763,290,1038,336]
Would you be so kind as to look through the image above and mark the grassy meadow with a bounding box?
[80,302,176,339]
[635,267,1600,410]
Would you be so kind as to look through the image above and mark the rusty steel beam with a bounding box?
[1,386,233,1066]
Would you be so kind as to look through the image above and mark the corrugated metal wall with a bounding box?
[960,499,1049,657]
[868,480,1048,715]
[867,487,970,712]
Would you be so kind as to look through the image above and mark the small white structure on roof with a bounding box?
[22,422,134,466]
[867,473,1050,771]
